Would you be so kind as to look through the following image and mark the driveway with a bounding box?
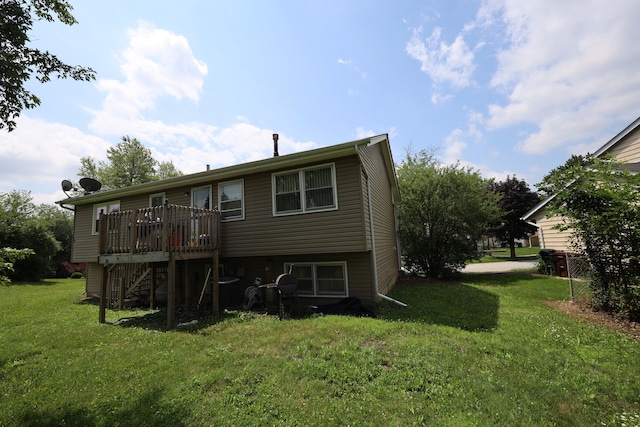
[464,260,538,273]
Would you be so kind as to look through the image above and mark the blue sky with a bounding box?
[3,0,640,205]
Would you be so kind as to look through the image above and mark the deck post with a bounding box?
[150,263,156,309]
[212,249,219,315]
[184,260,191,309]
[118,277,125,310]
[99,265,108,323]
[167,255,176,329]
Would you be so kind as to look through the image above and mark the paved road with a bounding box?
[464,260,538,273]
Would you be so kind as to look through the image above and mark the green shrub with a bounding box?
[70,271,84,279]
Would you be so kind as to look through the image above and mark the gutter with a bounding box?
[357,143,407,308]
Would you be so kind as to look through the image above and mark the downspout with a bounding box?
[357,145,407,308]
[525,221,545,249]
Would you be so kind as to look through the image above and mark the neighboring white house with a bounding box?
[522,116,640,251]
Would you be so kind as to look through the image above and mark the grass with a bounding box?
[473,246,541,263]
[1,275,639,426]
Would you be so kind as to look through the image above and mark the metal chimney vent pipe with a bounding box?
[273,133,279,157]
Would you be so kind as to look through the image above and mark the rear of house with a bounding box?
[60,135,401,313]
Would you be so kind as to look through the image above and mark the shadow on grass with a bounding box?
[18,388,189,427]
[380,279,499,332]
[110,307,229,332]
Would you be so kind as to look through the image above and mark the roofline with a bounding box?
[521,194,556,221]
[57,134,396,206]
[521,115,640,221]
[593,115,640,157]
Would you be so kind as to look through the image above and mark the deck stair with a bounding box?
[106,262,167,309]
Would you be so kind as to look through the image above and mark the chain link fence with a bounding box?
[566,253,592,304]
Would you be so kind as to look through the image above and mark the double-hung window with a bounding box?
[219,180,244,221]
[284,262,348,297]
[273,164,337,215]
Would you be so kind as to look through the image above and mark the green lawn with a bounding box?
[1,275,639,426]
[472,246,541,263]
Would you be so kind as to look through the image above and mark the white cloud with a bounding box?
[440,128,468,164]
[480,0,640,153]
[356,127,375,139]
[0,116,111,205]
[89,21,208,136]
[406,26,475,94]
[1,22,319,206]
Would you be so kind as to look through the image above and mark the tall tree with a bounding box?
[156,160,183,180]
[538,154,640,320]
[78,136,183,189]
[397,150,501,278]
[0,0,96,131]
[487,176,540,258]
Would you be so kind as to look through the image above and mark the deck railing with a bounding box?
[98,204,220,256]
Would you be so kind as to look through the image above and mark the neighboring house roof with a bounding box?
[522,115,640,221]
[57,134,399,206]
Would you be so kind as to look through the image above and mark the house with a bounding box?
[522,116,640,251]
[57,134,402,327]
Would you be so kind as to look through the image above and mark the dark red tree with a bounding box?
[488,176,540,258]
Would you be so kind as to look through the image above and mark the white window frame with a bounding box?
[149,192,165,207]
[272,163,338,216]
[191,185,212,210]
[92,200,120,235]
[218,180,244,221]
[284,262,348,297]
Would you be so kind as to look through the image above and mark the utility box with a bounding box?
[553,252,568,277]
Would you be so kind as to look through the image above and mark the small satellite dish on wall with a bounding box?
[61,179,77,197]
[79,177,102,194]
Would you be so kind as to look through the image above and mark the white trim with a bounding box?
[191,185,212,209]
[149,192,165,207]
[285,261,349,297]
[92,200,120,235]
[272,163,338,216]
[218,179,245,221]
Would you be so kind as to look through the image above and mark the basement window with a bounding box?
[284,262,348,297]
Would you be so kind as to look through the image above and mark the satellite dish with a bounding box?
[61,180,73,192]
[79,177,102,194]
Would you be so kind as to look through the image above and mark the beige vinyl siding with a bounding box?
[220,156,368,257]
[530,209,574,252]
[604,126,640,163]
[71,204,99,263]
[360,165,372,250]
[358,143,400,295]
[86,262,103,297]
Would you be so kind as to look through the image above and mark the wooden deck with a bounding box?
[98,204,220,263]
[97,204,221,329]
